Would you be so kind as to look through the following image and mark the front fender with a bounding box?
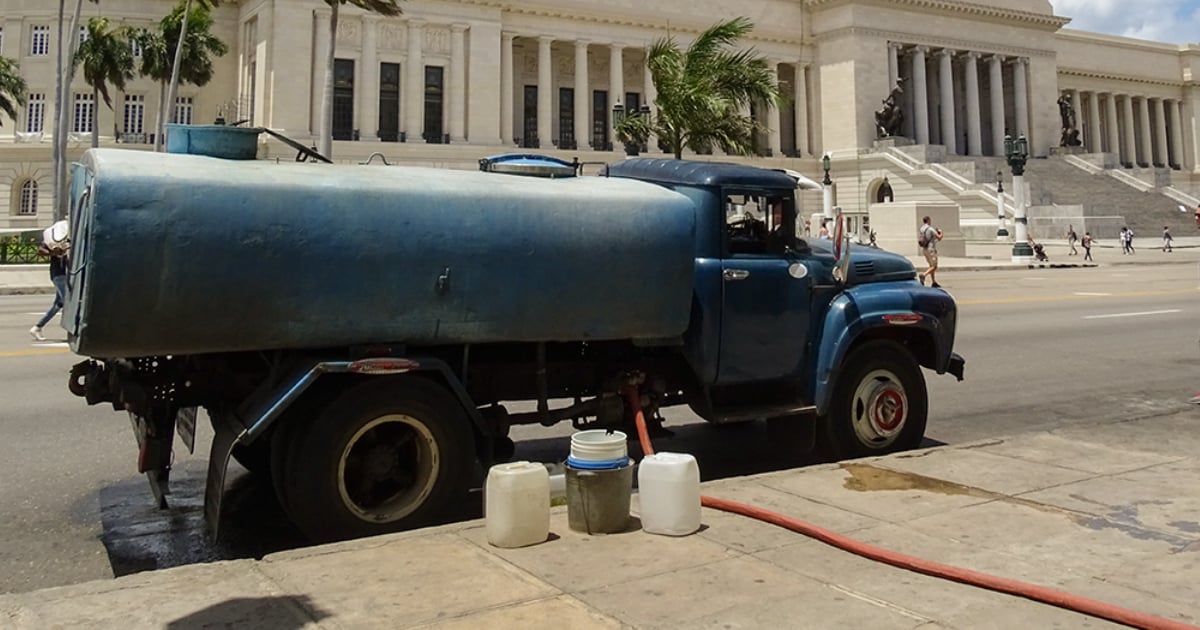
[811,283,958,414]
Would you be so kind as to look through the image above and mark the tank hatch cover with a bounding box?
[479,153,579,178]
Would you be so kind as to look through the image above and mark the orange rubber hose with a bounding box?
[623,386,1196,630]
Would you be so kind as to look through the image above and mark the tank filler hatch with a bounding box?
[478,153,579,178]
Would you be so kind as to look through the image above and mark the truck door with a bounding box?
[717,193,812,384]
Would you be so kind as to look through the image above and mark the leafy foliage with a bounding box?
[0,56,27,124]
[74,17,134,110]
[643,17,782,159]
[129,3,226,87]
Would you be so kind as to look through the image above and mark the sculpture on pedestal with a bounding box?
[875,78,905,139]
[1057,95,1082,147]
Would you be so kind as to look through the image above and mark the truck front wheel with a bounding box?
[818,340,927,460]
[276,377,475,542]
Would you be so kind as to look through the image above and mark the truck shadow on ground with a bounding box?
[96,420,945,579]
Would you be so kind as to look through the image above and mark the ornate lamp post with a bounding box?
[822,153,834,221]
[1004,134,1033,261]
[995,170,1009,240]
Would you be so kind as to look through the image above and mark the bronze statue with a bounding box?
[1057,95,1082,147]
[875,78,905,138]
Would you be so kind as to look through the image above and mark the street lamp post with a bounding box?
[1004,134,1033,262]
[822,153,834,222]
[995,169,1009,241]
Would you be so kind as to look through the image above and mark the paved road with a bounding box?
[0,262,1195,594]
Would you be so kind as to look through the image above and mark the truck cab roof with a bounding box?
[606,158,799,190]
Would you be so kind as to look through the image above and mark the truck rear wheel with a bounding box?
[818,340,927,460]
[277,377,475,542]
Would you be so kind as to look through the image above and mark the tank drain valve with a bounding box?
[436,267,452,295]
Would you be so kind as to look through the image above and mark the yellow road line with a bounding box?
[959,288,1200,306]
[0,348,72,358]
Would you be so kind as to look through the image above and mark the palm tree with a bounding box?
[75,17,134,147]
[133,4,226,151]
[319,0,403,159]
[164,0,218,145]
[624,17,782,160]
[0,57,28,127]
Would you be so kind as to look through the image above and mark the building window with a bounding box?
[522,85,538,148]
[378,62,400,142]
[592,90,609,150]
[332,58,355,141]
[73,93,95,133]
[130,38,142,58]
[19,181,38,216]
[174,96,193,125]
[31,25,50,56]
[423,66,444,144]
[78,25,88,45]
[558,88,575,149]
[0,27,5,55]
[123,94,145,139]
[25,93,45,132]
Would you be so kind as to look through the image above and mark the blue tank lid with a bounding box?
[479,153,579,178]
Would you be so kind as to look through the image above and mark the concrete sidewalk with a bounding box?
[3,411,1198,629]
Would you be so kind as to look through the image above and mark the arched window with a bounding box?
[19,180,38,216]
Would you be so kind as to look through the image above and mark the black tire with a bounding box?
[277,377,475,543]
[818,340,927,461]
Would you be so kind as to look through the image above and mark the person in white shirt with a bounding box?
[918,215,942,288]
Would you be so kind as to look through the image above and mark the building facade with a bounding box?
[3,0,1200,228]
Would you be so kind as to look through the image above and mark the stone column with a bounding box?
[360,17,379,139]
[911,47,929,144]
[1105,93,1120,160]
[1012,58,1029,137]
[643,51,657,150]
[500,32,514,145]
[1121,94,1136,166]
[537,36,553,148]
[793,63,809,157]
[766,61,782,157]
[887,42,900,89]
[963,52,981,156]
[988,55,1005,156]
[310,9,331,136]
[1070,89,1082,147]
[609,42,624,147]
[404,18,424,141]
[1153,98,1168,167]
[938,49,957,154]
[574,40,590,149]
[1170,99,1184,168]
[1138,96,1153,166]
[1087,91,1102,152]
[449,24,467,143]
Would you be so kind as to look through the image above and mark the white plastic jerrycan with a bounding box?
[637,452,701,536]
[485,461,550,548]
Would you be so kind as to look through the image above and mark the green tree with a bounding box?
[164,0,219,140]
[131,3,227,151]
[0,57,28,126]
[625,17,782,160]
[75,17,134,147]
[319,0,403,159]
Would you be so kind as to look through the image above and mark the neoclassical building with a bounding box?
[3,0,1200,234]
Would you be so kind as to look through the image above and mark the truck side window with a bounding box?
[725,192,797,256]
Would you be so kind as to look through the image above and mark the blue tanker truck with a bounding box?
[64,142,964,542]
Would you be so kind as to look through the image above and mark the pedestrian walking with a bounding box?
[1066,224,1078,256]
[917,215,943,288]
[30,222,70,342]
[1162,225,1173,252]
[1081,231,1093,261]
[1119,227,1131,255]
[1126,226,1135,254]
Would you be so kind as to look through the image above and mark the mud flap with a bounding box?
[130,408,179,509]
[203,415,239,540]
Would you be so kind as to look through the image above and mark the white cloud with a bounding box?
[1050,0,1200,44]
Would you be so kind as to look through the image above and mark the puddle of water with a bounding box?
[840,463,998,501]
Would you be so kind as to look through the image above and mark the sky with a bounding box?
[1050,0,1200,44]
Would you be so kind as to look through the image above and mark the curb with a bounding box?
[0,286,54,296]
